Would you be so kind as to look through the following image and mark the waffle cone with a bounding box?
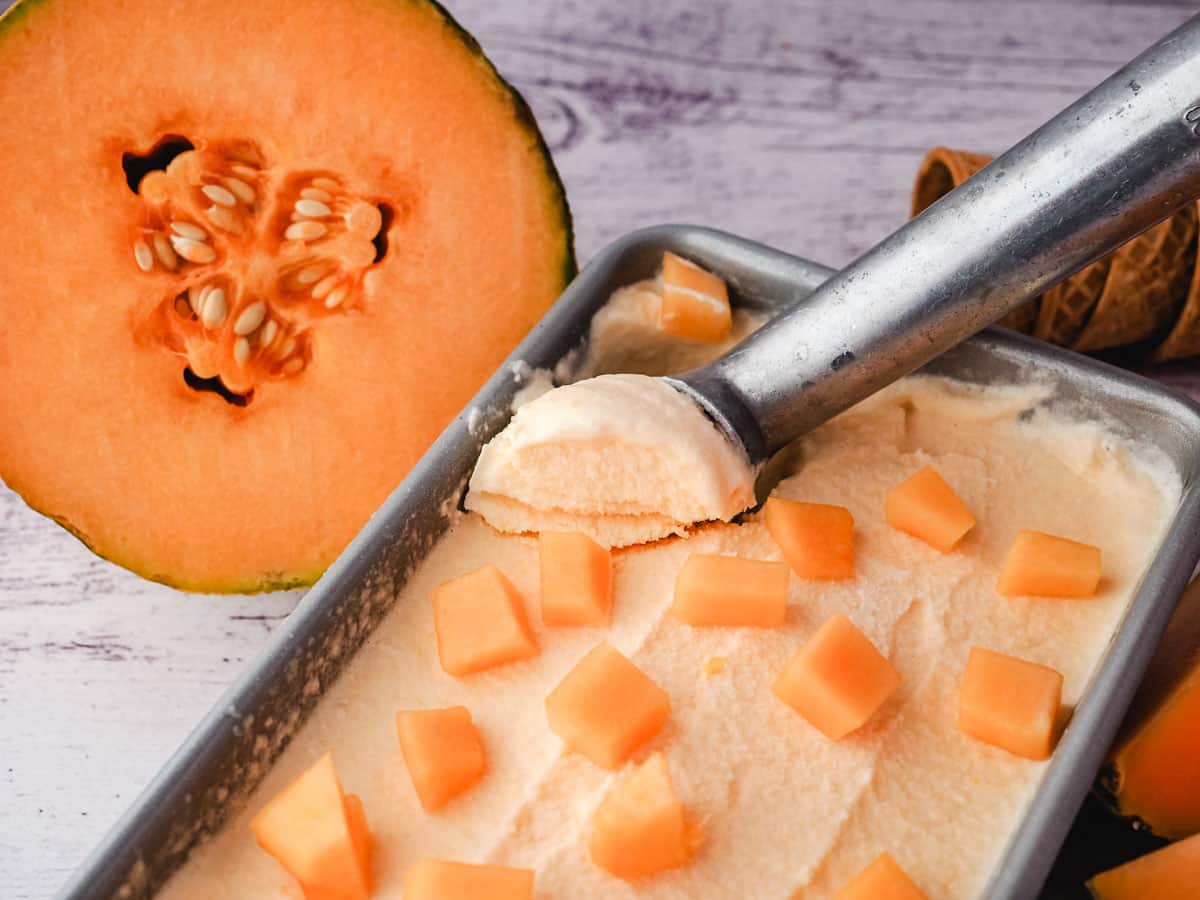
[911,147,993,217]
[1071,205,1197,353]
[1034,257,1112,346]
[910,147,1036,332]
[1151,201,1200,362]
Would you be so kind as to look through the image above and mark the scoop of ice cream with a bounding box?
[465,374,756,546]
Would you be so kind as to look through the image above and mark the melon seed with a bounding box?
[133,239,153,272]
[153,234,178,270]
[171,236,216,264]
[201,288,227,328]
[201,184,237,207]
[259,319,279,348]
[222,176,256,205]
[170,221,207,242]
[295,198,332,218]
[311,274,339,300]
[234,302,267,336]
[285,221,327,241]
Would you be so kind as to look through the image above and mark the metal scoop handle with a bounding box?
[677,14,1200,463]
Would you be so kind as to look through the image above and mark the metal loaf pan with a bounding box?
[59,226,1200,900]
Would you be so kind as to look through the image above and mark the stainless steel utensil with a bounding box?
[677,15,1200,463]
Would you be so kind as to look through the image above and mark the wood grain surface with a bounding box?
[1,0,1197,896]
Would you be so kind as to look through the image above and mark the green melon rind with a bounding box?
[0,0,576,594]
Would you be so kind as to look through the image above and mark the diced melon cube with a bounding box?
[538,531,612,626]
[885,465,976,552]
[997,530,1102,598]
[670,553,789,627]
[545,642,670,769]
[249,753,371,900]
[958,646,1063,760]
[402,859,534,900]
[342,793,371,889]
[1087,832,1200,899]
[589,753,702,880]
[432,564,539,676]
[396,706,486,812]
[772,613,900,740]
[834,853,928,900]
[660,251,732,342]
[764,498,855,581]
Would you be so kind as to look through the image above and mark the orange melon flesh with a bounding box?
[1087,832,1200,899]
[1110,579,1200,839]
[660,251,732,342]
[764,498,855,580]
[958,646,1063,760]
[997,530,1102,598]
[1112,666,1200,838]
[432,565,539,676]
[589,753,702,880]
[342,793,371,893]
[249,752,371,900]
[670,553,789,627]
[402,859,534,900]
[885,465,976,552]
[396,706,486,812]
[545,642,670,769]
[834,853,928,900]
[538,531,613,626]
[772,613,900,740]
[0,0,573,592]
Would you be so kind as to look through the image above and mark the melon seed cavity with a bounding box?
[127,138,390,402]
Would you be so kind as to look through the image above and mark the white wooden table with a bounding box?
[2,0,1196,895]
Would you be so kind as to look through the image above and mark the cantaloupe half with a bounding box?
[0,0,573,592]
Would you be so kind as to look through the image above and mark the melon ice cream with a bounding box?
[465,373,757,547]
[159,262,1180,900]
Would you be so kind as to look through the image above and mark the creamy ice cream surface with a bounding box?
[575,280,766,378]
[161,373,1178,900]
[464,373,756,547]
[159,277,1180,899]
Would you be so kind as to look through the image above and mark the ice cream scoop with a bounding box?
[469,14,1200,545]
[466,373,757,545]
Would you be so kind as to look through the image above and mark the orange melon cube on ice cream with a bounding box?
[538,531,612,626]
[764,498,855,580]
[432,564,539,676]
[885,465,976,552]
[545,642,670,769]
[249,752,372,900]
[958,646,1063,760]
[835,853,928,900]
[997,530,1102,598]
[660,251,732,342]
[589,753,703,880]
[772,613,900,740]
[403,859,534,900]
[670,553,789,627]
[396,706,486,811]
